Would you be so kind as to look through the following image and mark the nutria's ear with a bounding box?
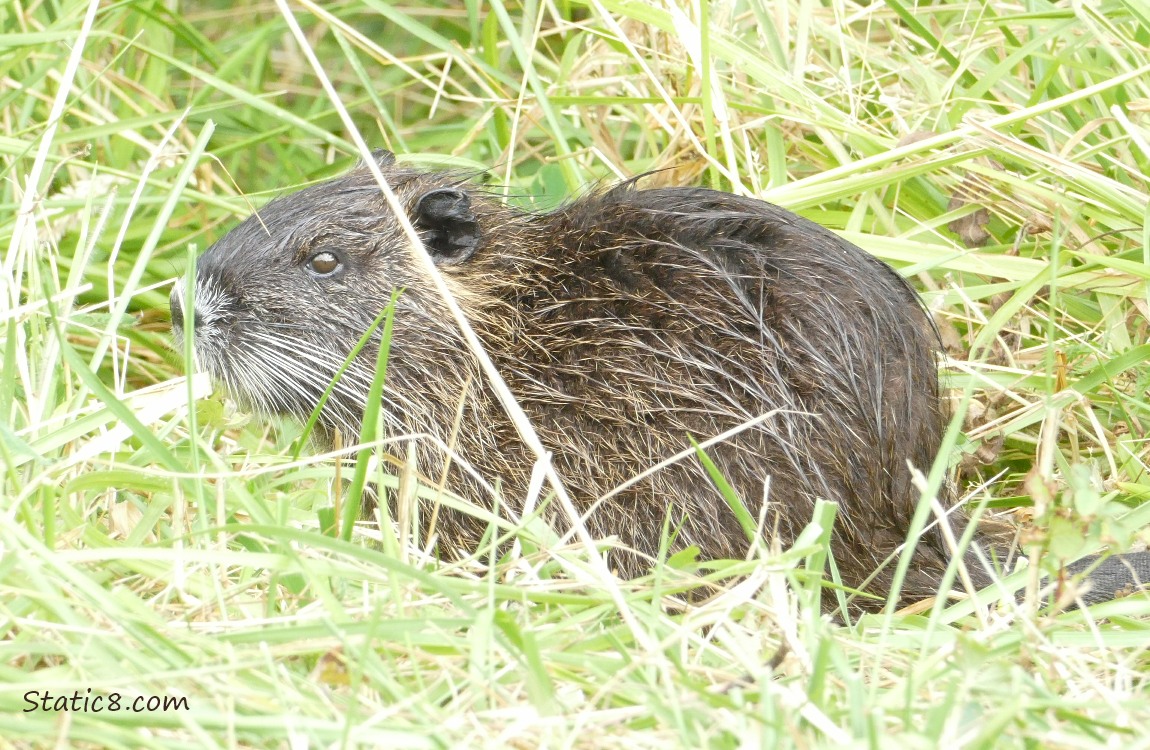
[356,149,396,169]
[371,149,396,167]
[412,187,480,265]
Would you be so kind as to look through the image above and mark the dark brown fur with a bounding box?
[173,156,994,609]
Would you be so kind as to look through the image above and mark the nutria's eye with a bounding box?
[307,250,341,277]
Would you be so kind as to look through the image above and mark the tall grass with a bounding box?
[2,1,1148,747]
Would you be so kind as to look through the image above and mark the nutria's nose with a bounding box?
[169,285,183,330]
[169,283,198,334]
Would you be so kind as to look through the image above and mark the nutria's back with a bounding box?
[171,154,984,609]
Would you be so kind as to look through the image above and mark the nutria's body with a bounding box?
[172,154,990,608]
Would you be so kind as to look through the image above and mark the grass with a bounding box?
[2,0,1150,747]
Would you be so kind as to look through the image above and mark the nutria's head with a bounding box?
[169,151,503,443]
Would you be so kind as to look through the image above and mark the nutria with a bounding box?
[170,151,1148,610]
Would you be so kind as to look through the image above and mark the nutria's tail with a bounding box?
[1053,552,1150,607]
[969,549,1150,609]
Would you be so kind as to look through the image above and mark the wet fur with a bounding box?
[174,161,992,609]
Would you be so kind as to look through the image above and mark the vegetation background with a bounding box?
[2,0,1149,747]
